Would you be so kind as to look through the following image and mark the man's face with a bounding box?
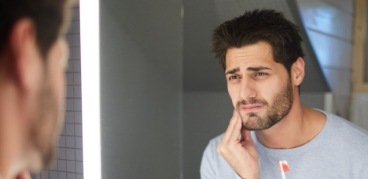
[29,37,69,169]
[225,41,294,130]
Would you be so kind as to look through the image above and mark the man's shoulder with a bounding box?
[326,111,368,138]
[324,111,368,151]
[203,134,224,154]
[201,134,240,178]
[205,132,257,150]
[208,134,224,145]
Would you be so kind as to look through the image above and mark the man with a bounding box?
[200,9,368,179]
[0,0,73,178]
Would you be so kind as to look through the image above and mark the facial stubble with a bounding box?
[29,78,61,170]
[238,80,294,130]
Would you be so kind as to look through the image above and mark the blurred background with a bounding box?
[32,0,367,178]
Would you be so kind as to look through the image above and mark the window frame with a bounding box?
[353,0,368,92]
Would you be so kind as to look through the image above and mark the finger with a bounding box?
[228,111,243,142]
[222,109,241,142]
[241,129,258,155]
[240,128,251,142]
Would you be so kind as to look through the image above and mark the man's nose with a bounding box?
[239,78,256,100]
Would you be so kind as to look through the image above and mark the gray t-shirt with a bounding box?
[200,111,368,179]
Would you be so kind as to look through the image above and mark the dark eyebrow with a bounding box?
[225,68,240,75]
[247,66,271,72]
[225,66,271,75]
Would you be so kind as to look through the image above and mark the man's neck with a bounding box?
[255,105,326,149]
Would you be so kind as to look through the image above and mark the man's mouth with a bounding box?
[240,104,263,112]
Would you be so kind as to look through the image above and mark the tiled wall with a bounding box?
[297,0,354,118]
[32,5,83,179]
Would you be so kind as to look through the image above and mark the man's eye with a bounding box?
[255,72,268,77]
[228,75,239,81]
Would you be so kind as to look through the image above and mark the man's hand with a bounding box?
[217,110,259,179]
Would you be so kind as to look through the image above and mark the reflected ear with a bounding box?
[291,57,305,86]
[7,18,41,92]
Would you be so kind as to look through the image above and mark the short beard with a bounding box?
[238,80,293,130]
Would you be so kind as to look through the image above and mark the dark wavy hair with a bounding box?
[0,0,72,57]
[212,9,304,74]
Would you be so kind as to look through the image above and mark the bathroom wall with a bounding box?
[99,0,183,178]
[32,5,83,179]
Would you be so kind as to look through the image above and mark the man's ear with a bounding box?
[291,57,305,86]
[6,18,41,92]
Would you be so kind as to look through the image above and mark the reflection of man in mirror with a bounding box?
[0,0,73,178]
[201,9,368,179]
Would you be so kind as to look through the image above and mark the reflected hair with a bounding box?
[0,0,73,57]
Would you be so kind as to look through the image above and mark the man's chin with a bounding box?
[240,114,275,131]
[27,150,44,172]
[241,125,273,131]
[28,144,56,172]
[42,144,57,170]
